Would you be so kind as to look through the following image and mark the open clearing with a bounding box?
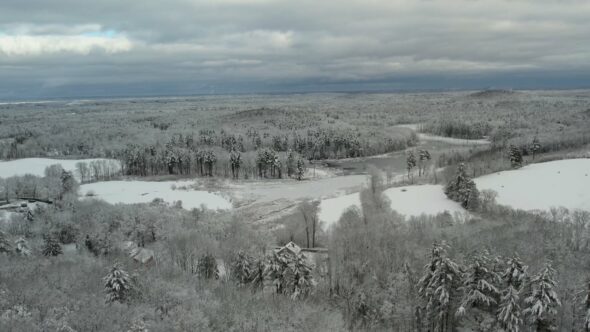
[319,184,466,229]
[80,180,232,210]
[0,158,120,179]
[475,159,590,211]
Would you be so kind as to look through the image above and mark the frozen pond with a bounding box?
[80,180,232,210]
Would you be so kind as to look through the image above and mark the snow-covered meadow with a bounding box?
[475,159,590,211]
[0,158,120,180]
[319,184,466,229]
[80,180,232,210]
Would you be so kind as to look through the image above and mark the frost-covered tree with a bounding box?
[15,237,31,256]
[457,251,501,316]
[418,149,431,177]
[296,157,306,181]
[523,263,561,331]
[265,251,314,299]
[530,136,541,160]
[497,255,528,332]
[406,150,417,179]
[231,250,253,285]
[418,242,463,331]
[229,150,241,179]
[286,150,296,178]
[444,163,480,210]
[0,230,12,254]
[197,252,219,279]
[42,234,62,256]
[583,278,590,332]
[104,263,132,303]
[508,145,523,168]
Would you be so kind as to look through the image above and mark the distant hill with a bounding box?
[468,89,521,98]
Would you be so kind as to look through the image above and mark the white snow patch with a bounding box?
[319,184,466,229]
[80,180,232,210]
[0,158,120,180]
[475,159,590,211]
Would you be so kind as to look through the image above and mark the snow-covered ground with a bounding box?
[80,180,232,210]
[0,158,120,180]
[319,184,466,229]
[475,159,590,211]
[233,174,368,203]
[396,124,490,145]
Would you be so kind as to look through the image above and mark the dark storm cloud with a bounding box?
[1,0,589,98]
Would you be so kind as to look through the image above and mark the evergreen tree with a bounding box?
[286,150,296,178]
[406,150,417,179]
[508,145,523,168]
[418,149,431,177]
[418,242,463,331]
[457,251,501,316]
[42,234,63,256]
[530,136,541,160]
[265,251,314,299]
[104,263,132,303]
[444,163,480,210]
[523,263,561,331]
[229,150,241,179]
[231,251,254,285]
[197,252,219,279]
[497,256,528,332]
[296,157,306,181]
[498,285,522,332]
[583,278,590,332]
[0,230,12,254]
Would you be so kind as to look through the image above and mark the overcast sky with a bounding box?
[1,0,589,99]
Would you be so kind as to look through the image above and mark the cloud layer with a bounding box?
[1,0,589,98]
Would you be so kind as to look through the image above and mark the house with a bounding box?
[273,241,330,282]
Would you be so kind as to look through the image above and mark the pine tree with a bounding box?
[582,278,590,332]
[0,230,12,254]
[457,251,501,316]
[287,150,296,178]
[296,158,306,181]
[231,251,253,285]
[104,263,132,303]
[42,234,63,256]
[444,163,480,210]
[497,256,528,332]
[406,150,417,179]
[197,252,219,279]
[498,285,522,332]
[523,263,561,331]
[418,242,463,331]
[508,145,523,168]
[418,149,431,177]
[530,136,541,160]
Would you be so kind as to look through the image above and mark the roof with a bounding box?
[276,241,302,255]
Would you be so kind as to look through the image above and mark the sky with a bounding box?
[1,0,589,99]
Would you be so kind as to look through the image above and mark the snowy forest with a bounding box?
[1,90,590,331]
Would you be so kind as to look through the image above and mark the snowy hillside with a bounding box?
[474,159,590,211]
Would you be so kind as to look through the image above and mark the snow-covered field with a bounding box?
[80,180,232,210]
[475,159,590,211]
[0,158,120,179]
[396,124,490,145]
[319,184,466,229]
